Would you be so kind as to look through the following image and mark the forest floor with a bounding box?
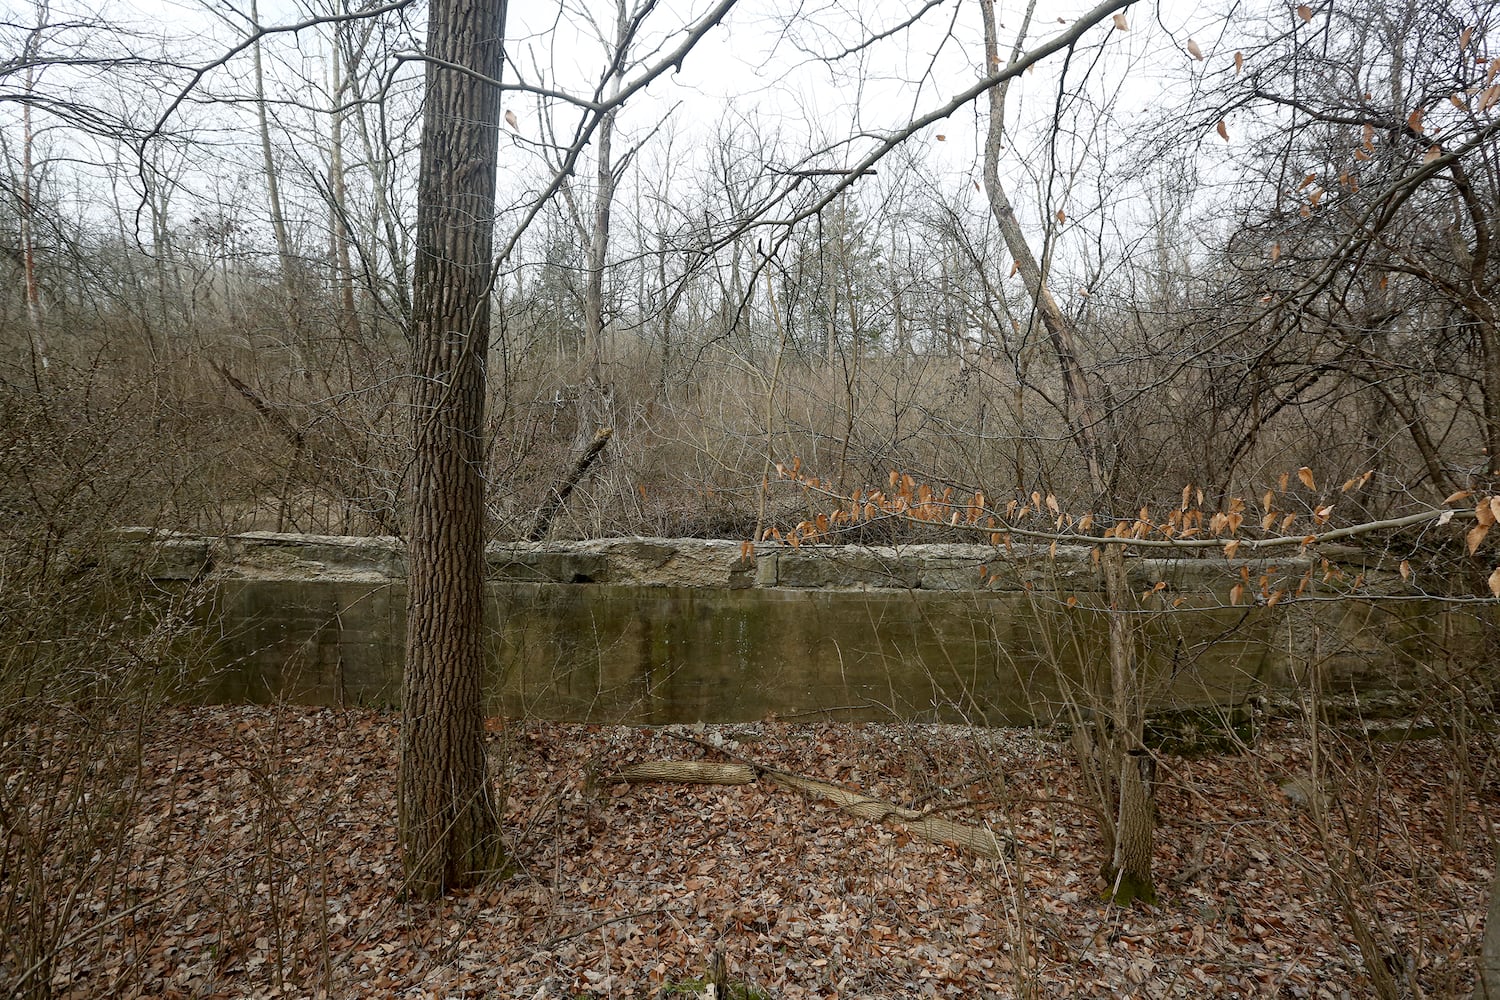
[35,704,1497,999]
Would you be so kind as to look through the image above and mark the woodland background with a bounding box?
[3,0,1499,995]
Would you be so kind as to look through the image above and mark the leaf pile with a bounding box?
[30,706,1496,998]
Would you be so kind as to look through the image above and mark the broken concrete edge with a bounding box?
[106,528,1407,594]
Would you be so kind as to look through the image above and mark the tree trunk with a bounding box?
[979,0,1153,906]
[1477,851,1500,1000]
[250,0,297,297]
[398,0,507,901]
[20,45,49,382]
[328,30,359,342]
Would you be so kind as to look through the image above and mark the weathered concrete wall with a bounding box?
[119,530,1494,724]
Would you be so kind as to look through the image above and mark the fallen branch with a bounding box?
[612,758,1014,860]
[528,426,613,541]
[212,362,306,452]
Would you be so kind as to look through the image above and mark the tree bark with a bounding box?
[1478,849,1500,1000]
[979,0,1153,906]
[20,24,49,382]
[250,0,298,303]
[328,29,359,342]
[398,0,507,900]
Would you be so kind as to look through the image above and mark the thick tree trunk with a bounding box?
[398,0,507,900]
[1477,316,1500,481]
[1477,853,1500,999]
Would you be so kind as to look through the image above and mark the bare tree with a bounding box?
[978,0,1155,905]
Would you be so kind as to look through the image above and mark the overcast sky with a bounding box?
[2,0,1271,275]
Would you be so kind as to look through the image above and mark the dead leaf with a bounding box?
[1297,467,1316,490]
[1187,38,1204,60]
[1234,51,1244,75]
[1296,4,1313,21]
[504,109,519,130]
[1217,119,1230,141]
[1113,12,1129,31]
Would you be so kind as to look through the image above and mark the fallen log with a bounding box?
[610,758,1013,860]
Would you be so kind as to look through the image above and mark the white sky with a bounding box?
[1,0,1269,279]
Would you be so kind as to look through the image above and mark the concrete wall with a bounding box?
[119,530,1493,724]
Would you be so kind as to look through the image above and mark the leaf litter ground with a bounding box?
[40,706,1495,998]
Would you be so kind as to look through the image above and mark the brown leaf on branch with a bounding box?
[1467,523,1490,555]
[1187,38,1203,60]
[1297,467,1316,490]
[1113,12,1128,30]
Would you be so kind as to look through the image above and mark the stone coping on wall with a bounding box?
[112,528,1398,595]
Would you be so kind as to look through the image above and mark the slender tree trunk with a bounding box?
[398,0,507,901]
[979,0,1153,905]
[328,30,359,342]
[250,0,299,322]
[347,37,413,326]
[20,50,49,381]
